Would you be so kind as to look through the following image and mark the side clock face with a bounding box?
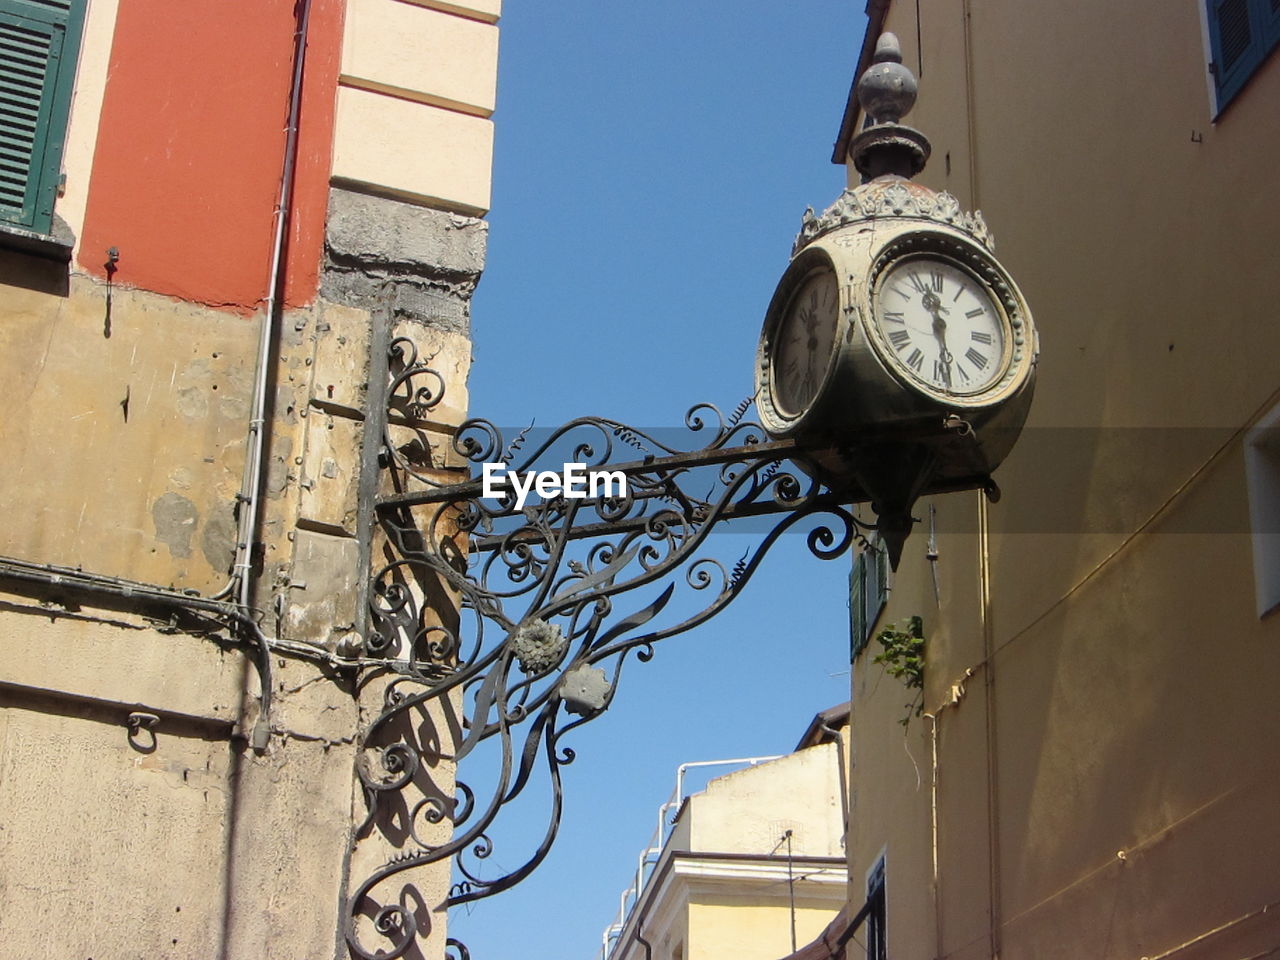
[771,267,840,416]
[873,258,1007,396]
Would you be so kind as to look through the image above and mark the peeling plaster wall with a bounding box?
[323,187,489,335]
[0,189,485,957]
[0,276,254,592]
[0,0,498,954]
[0,694,236,952]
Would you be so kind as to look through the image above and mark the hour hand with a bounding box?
[921,290,949,322]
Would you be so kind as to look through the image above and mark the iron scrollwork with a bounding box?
[344,337,877,958]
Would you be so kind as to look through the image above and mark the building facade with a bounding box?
[836,2,1280,959]
[0,0,499,956]
[606,716,849,960]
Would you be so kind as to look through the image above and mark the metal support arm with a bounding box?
[343,337,965,958]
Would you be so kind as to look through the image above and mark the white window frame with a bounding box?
[864,849,887,960]
[1245,401,1280,617]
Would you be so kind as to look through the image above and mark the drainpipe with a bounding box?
[231,0,312,611]
[819,719,850,838]
[229,0,314,746]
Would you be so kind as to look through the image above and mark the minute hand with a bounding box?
[921,292,952,388]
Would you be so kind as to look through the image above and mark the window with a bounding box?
[1246,402,1280,617]
[850,537,888,660]
[865,853,887,960]
[0,0,84,238]
[1205,0,1280,111]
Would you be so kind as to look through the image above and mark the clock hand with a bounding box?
[801,306,818,335]
[937,345,954,389]
[921,292,954,388]
[921,290,949,316]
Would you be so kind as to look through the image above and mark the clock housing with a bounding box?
[757,247,842,431]
[754,176,1038,505]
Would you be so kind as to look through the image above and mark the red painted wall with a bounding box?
[78,0,342,312]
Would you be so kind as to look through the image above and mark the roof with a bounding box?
[795,701,851,751]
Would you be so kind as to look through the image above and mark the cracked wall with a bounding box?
[0,179,484,960]
[0,0,499,957]
[0,277,255,592]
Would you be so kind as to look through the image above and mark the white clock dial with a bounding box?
[772,267,840,416]
[874,258,1006,395]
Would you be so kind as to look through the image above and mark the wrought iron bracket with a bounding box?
[343,336,991,958]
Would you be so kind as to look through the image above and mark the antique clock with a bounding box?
[755,33,1038,564]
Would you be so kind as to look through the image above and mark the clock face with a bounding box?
[771,267,840,416]
[873,258,1007,396]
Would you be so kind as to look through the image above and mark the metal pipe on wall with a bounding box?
[0,1,319,747]
[231,0,314,617]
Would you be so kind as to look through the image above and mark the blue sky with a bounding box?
[455,4,867,958]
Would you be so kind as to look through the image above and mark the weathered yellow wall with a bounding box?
[684,744,844,858]
[848,518,945,960]
[0,275,477,959]
[613,747,847,960]
[687,897,841,960]
[0,277,255,592]
[844,2,1280,958]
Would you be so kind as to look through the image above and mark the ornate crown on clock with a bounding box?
[793,180,994,256]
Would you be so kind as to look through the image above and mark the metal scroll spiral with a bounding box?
[345,341,873,958]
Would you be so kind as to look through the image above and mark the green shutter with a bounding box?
[850,558,866,662]
[0,0,79,235]
[873,544,887,611]
[851,543,891,661]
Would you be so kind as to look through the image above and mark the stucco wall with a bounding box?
[0,278,253,591]
[613,746,847,960]
[683,744,844,858]
[0,0,499,956]
[844,2,1280,958]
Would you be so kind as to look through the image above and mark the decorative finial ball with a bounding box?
[856,33,918,124]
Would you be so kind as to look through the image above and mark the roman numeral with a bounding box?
[965,308,985,319]
[907,348,924,372]
[971,330,993,344]
[883,310,905,323]
[956,364,971,384]
[965,347,989,370]
[889,329,911,350]
[931,270,944,292]
[909,272,929,294]
[952,287,963,302]
[932,360,948,383]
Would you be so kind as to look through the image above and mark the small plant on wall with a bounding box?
[873,615,925,727]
